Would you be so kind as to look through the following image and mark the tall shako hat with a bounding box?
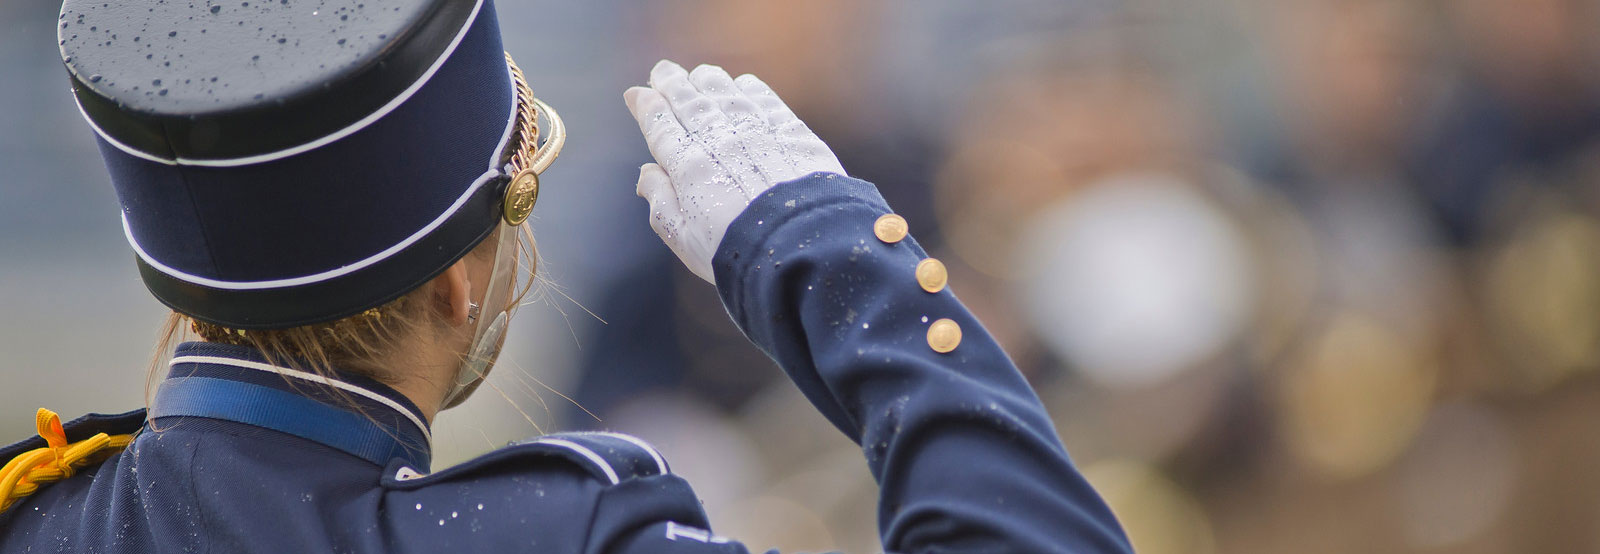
[58,0,560,329]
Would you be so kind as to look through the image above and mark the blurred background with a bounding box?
[5,0,1600,552]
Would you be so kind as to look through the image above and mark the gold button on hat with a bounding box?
[503,169,540,225]
[874,214,909,244]
[927,318,962,353]
[916,258,948,293]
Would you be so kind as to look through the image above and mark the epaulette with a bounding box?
[0,409,146,462]
[0,408,146,513]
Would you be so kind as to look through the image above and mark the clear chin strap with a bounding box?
[440,225,518,409]
[440,52,564,409]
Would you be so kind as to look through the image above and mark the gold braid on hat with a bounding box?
[503,52,540,174]
[500,51,563,226]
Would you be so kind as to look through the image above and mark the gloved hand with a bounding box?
[625,60,847,283]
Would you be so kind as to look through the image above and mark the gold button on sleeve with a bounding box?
[915,258,948,293]
[874,214,909,244]
[927,318,962,353]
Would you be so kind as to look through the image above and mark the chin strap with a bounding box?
[442,309,510,409]
[0,409,133,514]
[440,225,517,409]
[439,54,562,409]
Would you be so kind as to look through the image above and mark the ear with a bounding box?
[431,260,473,327]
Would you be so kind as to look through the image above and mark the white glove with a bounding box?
[624,60,847,283]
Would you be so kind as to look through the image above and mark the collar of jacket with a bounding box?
[151,342,432,470]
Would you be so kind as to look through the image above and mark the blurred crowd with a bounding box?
[558,1,1600,552]
[6,0,1600,552]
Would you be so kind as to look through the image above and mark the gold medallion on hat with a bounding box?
[503,169,540,225]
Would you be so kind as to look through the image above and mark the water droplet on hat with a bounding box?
[87,74,102,83]
[210,5,220,13]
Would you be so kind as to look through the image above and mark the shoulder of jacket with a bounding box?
[381,431,671,489]
[0,409,146,462]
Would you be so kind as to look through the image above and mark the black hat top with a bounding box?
[60,0,556,329]
[61,0,485,163]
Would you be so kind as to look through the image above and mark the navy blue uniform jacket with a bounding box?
[0,174,1131,553]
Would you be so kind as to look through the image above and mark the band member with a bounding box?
[1,1,1129,551]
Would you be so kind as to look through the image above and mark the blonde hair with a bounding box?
[147,223,541,401]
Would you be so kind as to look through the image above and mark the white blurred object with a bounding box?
[1015,172,1255,387]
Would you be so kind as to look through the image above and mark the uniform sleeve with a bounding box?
[710,173,1133,553]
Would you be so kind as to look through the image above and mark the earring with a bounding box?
[467,302,481,324]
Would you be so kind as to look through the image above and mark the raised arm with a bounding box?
[622,60,1131,554]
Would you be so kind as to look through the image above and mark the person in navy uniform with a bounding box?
[0,0,1131,552]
